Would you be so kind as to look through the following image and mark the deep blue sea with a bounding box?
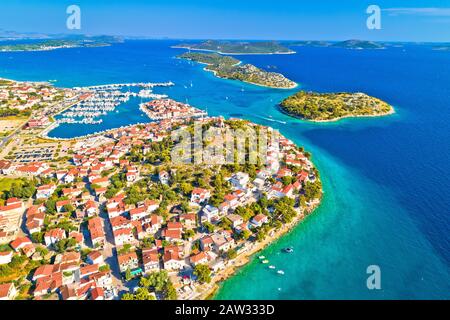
[0,41,449,299]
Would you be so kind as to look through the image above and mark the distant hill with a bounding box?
[173,40,295,54]
[287,41,331,47]
[432,44,450,51]
[331,40,385,49]
[286,39,386,50]
[0,35,123,52]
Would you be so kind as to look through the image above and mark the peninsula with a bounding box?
[173,40,295,55]
[279,91,394,122]
[0,78,322,301]
[178,52,297,89]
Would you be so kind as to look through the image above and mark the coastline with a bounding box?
[195,200,321,300]
[278,105,395,123]
[180,57,298,90]
[0,44,111,53]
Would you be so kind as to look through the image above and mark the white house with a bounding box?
[229,172,250,190]
[0,251,13,265]
[44,228,66,247]
[251,214,269,228]
[36,184,56,199]
[201,205,219,223]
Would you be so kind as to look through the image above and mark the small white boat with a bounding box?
[283,247,294,253]
[258,256,265,260]
[262,260,269,264]
[277,270,285,275]
[269,265,276,269]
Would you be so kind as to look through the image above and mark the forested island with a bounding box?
[432,45,450,51]
[0,36,122,52]
[173,40,295,54]
[279,91,394,122]
[179,52,297,89]
[288,39,385,49]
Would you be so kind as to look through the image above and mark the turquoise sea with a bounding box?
[0,41,449,299]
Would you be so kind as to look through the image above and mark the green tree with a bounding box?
[194,264,212,284]
[226,248,237,260]
[125,268,133,281]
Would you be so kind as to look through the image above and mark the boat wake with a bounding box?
[257,116,287,124]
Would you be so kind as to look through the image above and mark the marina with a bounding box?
[56,82,173,126]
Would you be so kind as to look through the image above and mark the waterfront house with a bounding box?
[163,246,185,271]
[199,236,214,252]
[226,214,244,228]
[211,231,235,253]
[251,214,269,228]
[189,251,209,267]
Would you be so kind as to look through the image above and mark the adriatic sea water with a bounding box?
[0,41,448,299]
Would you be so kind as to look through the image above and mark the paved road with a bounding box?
[100,210,130,296]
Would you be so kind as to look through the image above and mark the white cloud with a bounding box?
[383,7,450,17]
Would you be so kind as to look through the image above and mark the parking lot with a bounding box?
[12,144,57,163]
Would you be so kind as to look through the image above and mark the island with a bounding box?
[178,52,297,89]
[279,91,394,122]
[287,39,385,50]
[432,45,450,51]
[0,36,123,52]
[173,40,295,55]
[0,78,322,301]
[331,40,385,50]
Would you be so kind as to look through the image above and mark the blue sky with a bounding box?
[1,0,450,41]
